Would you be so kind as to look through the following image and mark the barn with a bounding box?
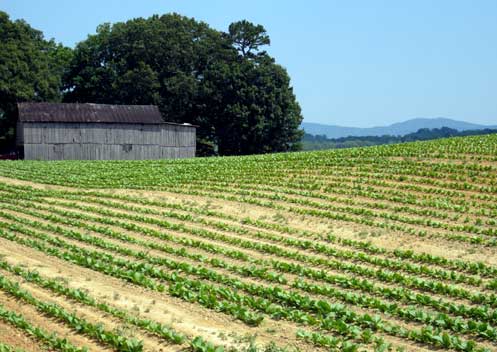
[16,102,196,160]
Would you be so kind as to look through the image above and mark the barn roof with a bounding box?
[18,102,164,124]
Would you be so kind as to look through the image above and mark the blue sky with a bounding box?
[3,0,497,127]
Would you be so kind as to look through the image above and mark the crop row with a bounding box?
[4,181,496,280]
[0,210,494,351]
[0,221,266,327]
[5,181,493,284]
[0,135,496,191]
[33,192,486,288]
[0,272,144,351]
[6,198,497,336]
[162,180,497,240]
[5,197,496,312]
[44,185,497,278]
[0,303,87,352]
[0,259,185,345]
[0,224,378,350]
[4,196,497,330]
[186,175,497,226]
[142,183,496,246]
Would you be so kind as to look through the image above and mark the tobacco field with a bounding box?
[0,134,496,351]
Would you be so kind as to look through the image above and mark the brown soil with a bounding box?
[0,319,46,352]
[0,237,317,351]
[4,204,492,346]
[0,290,108,351]
[0,175,496,352]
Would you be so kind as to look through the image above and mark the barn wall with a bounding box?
[21,122,196,160]
[16,121,24,146]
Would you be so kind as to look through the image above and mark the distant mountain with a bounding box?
[302,118,497,139]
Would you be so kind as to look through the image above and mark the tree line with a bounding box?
[0,11,303,156]
[302,127,497,150]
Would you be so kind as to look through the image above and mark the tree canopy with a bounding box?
[1,12,303,156]
[227,20,270,58]
[64,14,303,155]
[0,11,72,151]
[302,127,497,151]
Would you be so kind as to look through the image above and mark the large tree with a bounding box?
[199,56,302,155]
[64,13,303,156]
[0,11,72,151]
[64,15,232,120]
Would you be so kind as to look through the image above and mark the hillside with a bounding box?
[302,127,497,151]
[302,118,497,138]
[0,134,496,351]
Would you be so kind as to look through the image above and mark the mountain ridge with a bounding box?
[302,118,497,139]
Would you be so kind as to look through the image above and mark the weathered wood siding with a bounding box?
[20,122,196,160]
[16,121,24,146]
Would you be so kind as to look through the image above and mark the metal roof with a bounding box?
[18,102,164,124]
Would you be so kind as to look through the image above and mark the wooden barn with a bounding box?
[16,102,196,160]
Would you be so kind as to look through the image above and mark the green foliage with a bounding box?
[190,336,224,352]
[0,11,72,151]
[0,343,26,352]
[0,258,185,346]
[199,56,303,155]
[1,135,497,351]
[227,20,270,58]
[64,13,303,156]
[0,10,302,156]
[0,184,494,351]
[302,127,497,151]
[0,273,144,352]
[0,304,87,352]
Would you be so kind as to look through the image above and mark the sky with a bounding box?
[2,0,497,127]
